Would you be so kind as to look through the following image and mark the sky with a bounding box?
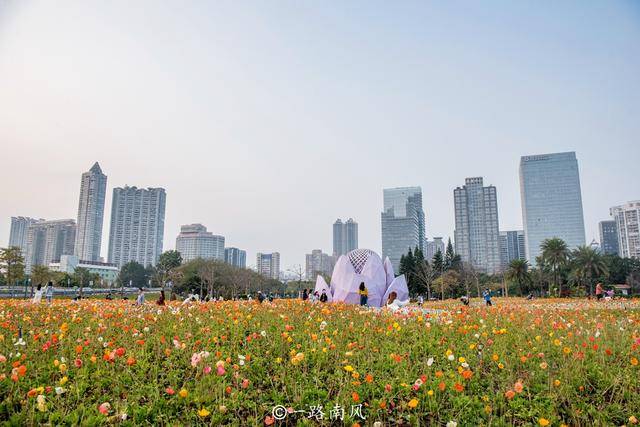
[0,1,639,272]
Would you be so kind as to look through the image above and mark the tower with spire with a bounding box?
[74,162,107,261]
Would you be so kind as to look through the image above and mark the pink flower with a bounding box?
[203,366,212,375]
[191,353,202,367]
[241,379,249,389]
[217,365,226,376]
[74,359,82,368]
[98,402,111,415]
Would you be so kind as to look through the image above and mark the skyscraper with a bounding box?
[225,247,247,268]
[520,152,585,265]
[175,224,225,262]
[332,218,358,256]
[9,216,42,255]
[453,177,501,273]
[305,249,335,280]
[381,187,425,271]
[256,252,280,280]
[425,237,445,261]
[25,219,76,273]
[598,220,619,256]
[610,201,640,259]
[74,162,107,261]
[499,230,526,269]
[107,186,166,268]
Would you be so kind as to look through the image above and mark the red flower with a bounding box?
[165,387,175,395]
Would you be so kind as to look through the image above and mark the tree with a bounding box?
[0,247,25,286]
[433,270,460,300]
[412,258,433,298]
[118,261,148,288]
[156,250,183,289]
[540,238,570,296]
[505,259,531,297]
[460,262,480,297]
[432,250,444,276]
[73,267,99,298]
[571,246,608,296]
[444,239,455,269]
[399,249,416,278]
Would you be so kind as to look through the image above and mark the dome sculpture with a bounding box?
[314,249,409,308]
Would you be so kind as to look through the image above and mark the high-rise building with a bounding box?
[225,247,247,268]
[425,237,445,261]
[74,162,107,262]
[610,201,640,259]
[453,177,501,273]
[25,219,76,273]
[381,187,425,271]
[9,216,42,256]
[598,220,619,256]
[256,252,280,280]
[499,230,526,270]
[107,186,166,268]
[520,152,585,265]
[332,218,358,256]
[305,249,335,280]
[175,224,225,262]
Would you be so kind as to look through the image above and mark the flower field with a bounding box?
[1,298,639,426]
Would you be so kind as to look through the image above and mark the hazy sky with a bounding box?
[1,1,639,272]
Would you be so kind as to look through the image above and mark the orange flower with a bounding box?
[505,390,516,399]
[352,392,360,402]
[438,381,446,391]
[453,382,464,392]
[631,357,639,366]
[365,374,373,383]
[408,398,419,408]
[462,370,473,380]
[126,357,136,366]
[514,381,524,393]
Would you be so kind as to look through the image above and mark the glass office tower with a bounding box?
[381,187,425,271]
[519,152,585,265]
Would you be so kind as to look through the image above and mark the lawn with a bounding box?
[0,298,639,426]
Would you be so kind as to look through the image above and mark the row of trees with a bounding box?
[396,237,640,300]
[506,238,640,297]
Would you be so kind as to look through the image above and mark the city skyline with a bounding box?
[1,2,639,270]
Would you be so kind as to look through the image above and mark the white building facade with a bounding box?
[256,252,280,280]
[610,201,640,259]
[107,186,166,267]
[25,219,76,273]
[175,224,225,262]
[49,255,119,286]
[9,216,42,256]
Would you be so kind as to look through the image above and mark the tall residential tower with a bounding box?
[453,177,501,273]
[107,186,166,267]
[332,218,358,256]
[74,162,107,261]
[610,201,640,259]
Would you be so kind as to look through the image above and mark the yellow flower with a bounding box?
[198,408,210,418]
[407,398,419,408]
[554,379,561,387]
[59,364,67,373]
[178,388,188,398]
[562,347,571,355]
[59,376,68,385]
[492,354,499,361]
[631,357,638,366]
[498,363,504,369]
[344,365,354,372]
[538,418,550,426]
[427,390,434,396]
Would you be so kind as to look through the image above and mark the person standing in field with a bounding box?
[320,289,328,303]
[302,289,309,301]
[136,288,145,305]
[156,290,166,306]
[482,288,493,306]
[45,281,54,304]
[358,282,368,306]
[595,283,604,300]
[32,284,44,304]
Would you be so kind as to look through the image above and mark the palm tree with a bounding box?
[505,259,531,296]
[540,238,570,297]
[571,246,608,296]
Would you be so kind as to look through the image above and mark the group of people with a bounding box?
[31,282,55,304]
[301,288,329,303]
[595,283,615,300]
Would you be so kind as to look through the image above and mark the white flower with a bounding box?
[143,327,150,332]
[447,354,455,361]
[446,421,458,427]
[260,330,267,337]
[427,357,434,367]
[14,338,26,346]
[55,387,65,395]
[462,362,469,368]
[97,336,104,342]
[60,357,66,363]
[319,321,327,331]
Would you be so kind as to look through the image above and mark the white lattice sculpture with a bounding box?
[314,249,409,308]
